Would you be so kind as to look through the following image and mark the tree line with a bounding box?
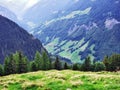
[0,51,66,76]
[0,51,51,76]
[0,52,120,76]
[71,54,120,72]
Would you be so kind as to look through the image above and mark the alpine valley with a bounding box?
[0,1,120,90]
[31,0,120,63]
[0,0,120,63]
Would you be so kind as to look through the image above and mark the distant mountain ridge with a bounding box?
[0,6,17,22]
[32,0,120,63]
[0,5,30,31]
[0,15,46,64]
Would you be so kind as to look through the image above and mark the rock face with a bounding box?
[0,15,46,64]
[32,0,120,63]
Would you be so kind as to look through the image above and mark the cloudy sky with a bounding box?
[0,0,40,16]
[0,0,79,21]
[0,0,79,15]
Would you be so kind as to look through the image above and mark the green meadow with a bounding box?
[0,70,120,90]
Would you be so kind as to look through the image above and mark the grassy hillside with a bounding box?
[0,70,120,90]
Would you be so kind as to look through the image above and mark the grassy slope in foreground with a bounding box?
[0,70,120,90]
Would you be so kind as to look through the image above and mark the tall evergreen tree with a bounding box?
[94,62,106,72]
[109,54,120,71]
[64,62,69,69]
[4,56,10,75]
[49,58,52,69]
[0,64,3,76]
[8,54,18,74]
[13,52,20,72]
[17,52,28,73]
[34,51,43,70]
[54,56,61,70]
[30,61,37,71]
[81,56,92,71]
[103,56,110,71]
[72,63,79,70]
[22,56,29,72]
[42,52,50,70]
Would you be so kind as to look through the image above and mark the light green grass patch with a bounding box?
[0,70,120,90]
[79,41,89,52]
[45,38,60,54]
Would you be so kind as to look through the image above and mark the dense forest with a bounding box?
[0,51,120,76]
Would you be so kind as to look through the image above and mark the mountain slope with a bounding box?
[0,15,46,64]
[0,5,30,31]
[22,0,73,29]
[32,0,120,63]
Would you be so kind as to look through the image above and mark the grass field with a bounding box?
[0,70,120,90]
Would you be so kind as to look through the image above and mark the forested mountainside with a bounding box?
[0,15,46,63]
[32,0,120,63]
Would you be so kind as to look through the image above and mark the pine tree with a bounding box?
[72,63,79,70]
[103,56,110,71]
[49,58,52,69]
[94,62,106,72]
[13,52,20,73]
[42,52,50,70]
[17,52,28,73]
[0,64,3,76]
[4,56,10,75]
[34,51,43,70]
[22,56,29,73]
[30,61,37,71]
[109,54,120,71]
[81,56,92,71]
[64,62,69,69]
[54,56,61,70]
[8,54,17,74]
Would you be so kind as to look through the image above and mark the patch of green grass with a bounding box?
[22,82,42,90]
[0,70,120,90]
[20,74,43,81]
[0,86,3,90]
[8,83,22,90]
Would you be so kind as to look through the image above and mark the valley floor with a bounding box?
[0,70,120,90]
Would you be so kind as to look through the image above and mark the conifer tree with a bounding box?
[9,54,18,74]
[34,51,43,70]
[103,56,110,71]
[94,62,105,71]
[4,56,10,75]
[17,52,28,73]
[81,56,92,71]
[0,64,3,76]
[64,62,69,69]
[30,61,37,71]
[109,54,120,71]
[22,56,29,73]
[54,56,61,70]
[72,63,79,70]
[42,52,50,70]
[13,52,19,72]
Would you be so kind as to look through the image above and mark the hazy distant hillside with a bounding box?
[22,0,78,30]
[32,0,120,63]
